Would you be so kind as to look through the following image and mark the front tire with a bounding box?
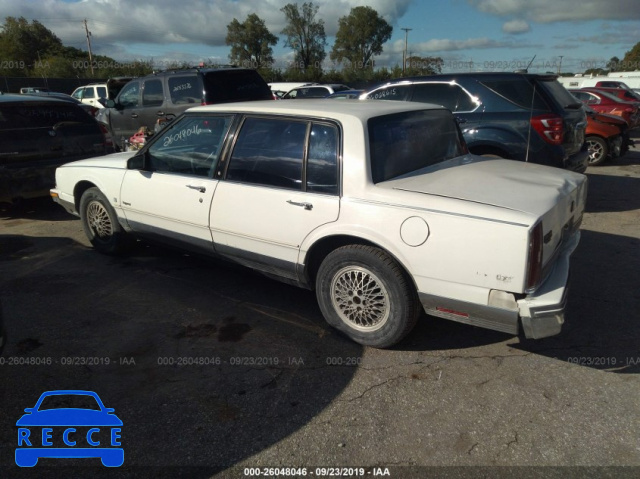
[80,187,130,255]
[316,245,420,348]
[586,136,608,166]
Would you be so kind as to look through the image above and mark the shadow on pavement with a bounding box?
[0,234,361,477]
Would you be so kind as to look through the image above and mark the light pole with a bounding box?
[401,27,412,74]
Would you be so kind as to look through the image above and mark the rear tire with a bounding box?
[316,245,420,348]
[586,136,608,166]
[80,187,131,255]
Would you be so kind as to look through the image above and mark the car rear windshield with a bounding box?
[0,103,92,130]
[203,70,272,103]
[368,109,466,183]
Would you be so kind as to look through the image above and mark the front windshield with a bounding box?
[368,109,467,183]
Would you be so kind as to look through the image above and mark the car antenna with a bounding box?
[525,81,537,163]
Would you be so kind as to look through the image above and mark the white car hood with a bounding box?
[61,151,137,169]
[385,156,585,216]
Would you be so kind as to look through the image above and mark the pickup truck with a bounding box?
[50,100,587,348]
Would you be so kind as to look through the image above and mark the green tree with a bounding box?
[226,13,278,69]
[621,42,640,71]
[330,6,392,72]
[606,56,621,72]
[0,16,64,75]
[281,2,326,77]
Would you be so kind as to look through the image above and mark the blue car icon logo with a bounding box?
[15,390,123,467]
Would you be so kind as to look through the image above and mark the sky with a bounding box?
[3,0,640,74]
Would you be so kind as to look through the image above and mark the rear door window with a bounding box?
[411,83,479,112]
[143,79,164,107]
[366,84,412,101]
[226,117,307,190]
[96,86,107,99]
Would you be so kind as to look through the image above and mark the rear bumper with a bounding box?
[518,230,580,339]
[418,231,580,339]
[565,148,589,174]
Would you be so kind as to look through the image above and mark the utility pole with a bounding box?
[401,27,412,75]
[84,19,94,76]
[558,55,563,75]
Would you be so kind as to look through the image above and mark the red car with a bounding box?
[570,88,640,128]
[583,105,631,165]
[592,86,640,103]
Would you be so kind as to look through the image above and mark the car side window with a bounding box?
[143,79,164,107]
[83,87,96,99]
[227,117,307,190]
[366,85,411,101]
[307,123,338,195]
[146,115,233,177]
[411,83,478,112]
[118,81,140,108]
[168,76,200,105]
[96,86,107,99]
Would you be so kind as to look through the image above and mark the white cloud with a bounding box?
[502,19,530,34]
[468,0,640,22]
[0,0,412,49]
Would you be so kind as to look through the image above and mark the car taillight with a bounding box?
[531,114,564,145]
[526,222,543,292]
[98,123,114,150]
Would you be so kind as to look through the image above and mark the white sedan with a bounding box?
[51,100,587,348]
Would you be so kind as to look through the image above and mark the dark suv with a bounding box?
[362,73,589,172]
[99,68,273,149]
[0,94,111,203]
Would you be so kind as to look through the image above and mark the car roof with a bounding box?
[0,93,75,104]
[186,99,445,121]
[381,72,559,84]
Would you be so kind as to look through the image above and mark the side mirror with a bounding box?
[105,99,116,109]
[24,408,34,413]
[127,154,145,170]
[105,408,115,413]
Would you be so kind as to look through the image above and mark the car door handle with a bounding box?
[287,200,313,210]
[156,111,165,116]
[130,113,138,118]
[186,185,206,193]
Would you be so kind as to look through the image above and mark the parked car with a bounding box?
[592,86,640,104]
[19,87,50,94]
[71,78,133,108]
[282,84,352,99]
[51,100,586,348]
[362,72,589,173]
[268,82,313,99]
[0,94,112,204]
[582,106,625,165]
[98,68,273,150]
[569,88,640,128]
[325,90,365,99]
